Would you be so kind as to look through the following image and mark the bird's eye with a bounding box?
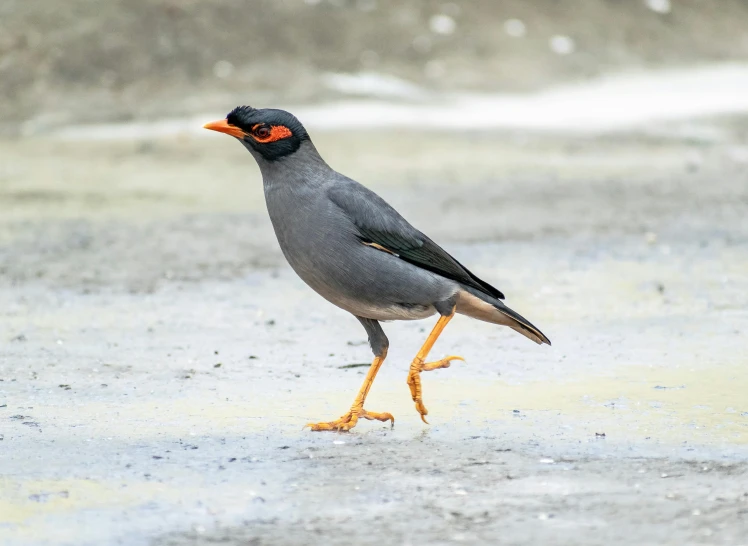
[255,126,271,138]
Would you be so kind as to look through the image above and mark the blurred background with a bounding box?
[2,2,748,546]
[3,0,748,131]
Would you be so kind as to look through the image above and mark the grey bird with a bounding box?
[204,106,550,431]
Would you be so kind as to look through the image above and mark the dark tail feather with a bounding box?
[456,288,551,346]
[493,301,551,346]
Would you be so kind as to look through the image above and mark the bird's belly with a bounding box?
[295,264,442,320]
[323,294,438,321]
[282,238,453,321]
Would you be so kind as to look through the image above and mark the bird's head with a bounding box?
[203,106,309,162]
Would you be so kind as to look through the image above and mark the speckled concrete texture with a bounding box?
[1,131,748,545]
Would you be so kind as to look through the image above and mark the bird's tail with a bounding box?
[456,288,551,346]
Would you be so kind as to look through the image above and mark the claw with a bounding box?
[408,355,465,423]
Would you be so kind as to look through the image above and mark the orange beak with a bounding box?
[203,119,246,139]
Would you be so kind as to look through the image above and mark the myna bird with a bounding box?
[204,106,550,431]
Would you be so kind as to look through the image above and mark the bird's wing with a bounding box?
[327,180,505,300]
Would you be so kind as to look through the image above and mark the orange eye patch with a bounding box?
[251,124,293,143]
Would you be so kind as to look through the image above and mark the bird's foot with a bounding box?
[306,406,395,432]
[407,355,465,423]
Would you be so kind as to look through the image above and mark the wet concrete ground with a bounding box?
[1,131,748,545]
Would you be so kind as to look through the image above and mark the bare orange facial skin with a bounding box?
[203,119,245,138]
[252,125,293,143]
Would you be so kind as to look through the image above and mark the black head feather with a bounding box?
[225,106,309,161]
[226,105,258,129]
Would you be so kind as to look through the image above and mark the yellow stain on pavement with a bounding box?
[0,478,168,529]
[16,365,747,446]
[421,364,748,445]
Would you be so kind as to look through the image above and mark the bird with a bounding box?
[203,106,550,431]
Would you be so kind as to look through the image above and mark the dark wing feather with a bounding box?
[328,180,505,300]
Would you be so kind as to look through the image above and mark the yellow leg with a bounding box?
[307,350,394,432]
[406,310,464,423]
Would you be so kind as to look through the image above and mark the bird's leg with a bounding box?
[308,317,393,432]
[307,351,394,432]
[407,308,464,423]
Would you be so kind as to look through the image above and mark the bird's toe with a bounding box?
[306,407,393,432]
[421,355,465,372]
